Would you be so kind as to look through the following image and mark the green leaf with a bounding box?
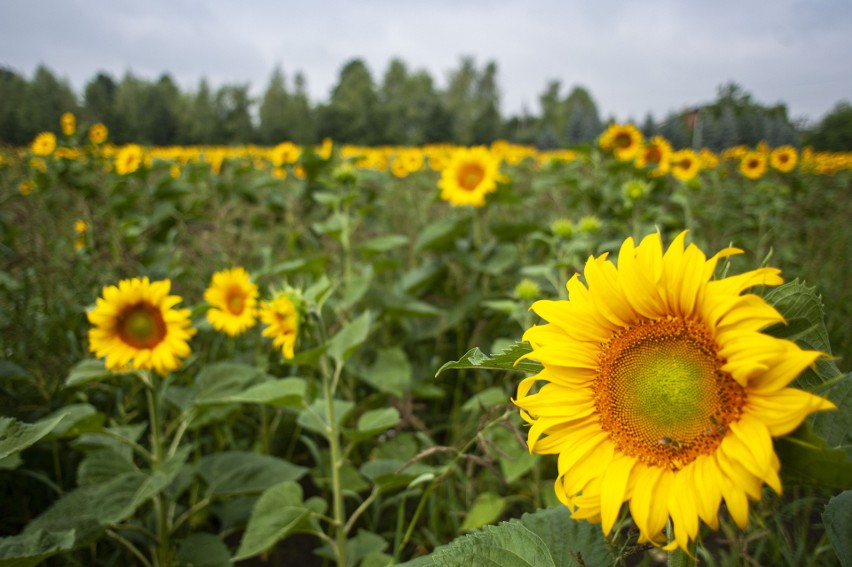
[764,280,843,387]
[44,404,104,438]
[191,362,272,406]
[356,408,401,434]
[488,426,537,484]
[232,481,310,562]
[0,413,67,460]
[361,234,409,253]
[198,451,307,498]
[823,490,852,567]
[382,296,443,318]
[177,533,232,567]
[357,347,412,398]
[65,358,133,388]
[327,311,372,365]
[77,448,137,487]
[297,399,356,438]
[775,422,852,490]
[812,373,852,460]
[414,217,468,252]
[197,378,306,408]
[460,492,507,532]
[515,506,612,567]
[413,522,555,567]
[461,387,509,414]
[436,342,542,377]
[0,529,75,567]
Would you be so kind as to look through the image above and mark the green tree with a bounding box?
[112,72,149,143]
[0,67,29,145]
[214,84,255,144]
[258,65,291,144]
[21,65,78,140]
[445,56,479,145]
[318,59,381,144]
[805,102,852,150]
[471,61,501,144]
[183,79,218,144]
[83,72,118,132]
[563,86,602,145]
[143,74,181,145]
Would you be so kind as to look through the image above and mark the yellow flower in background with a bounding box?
[515,231,835,552]
[61,112,76,136]
[319,138,334,160]
[31,132,56,156]
[769,146,798,173]
[271,141,301,166]
[260,292,300,359]
[438,146,501,207]
[115,144,144,175]
[635,136,673,177]
[204,267,259,337]
[670,149,702,182]
[87,277,196,375]
[74,219,88,234]
[89,123,108,145]
[19,180,34,196]
[599,123,644,161]
[699,148,720,170]
[739,151,768,180]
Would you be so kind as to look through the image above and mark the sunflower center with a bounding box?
[226,288,246,315]
[118,303,167,349]
[595,318,745,470]
[614,132,632,148]
[645,147,662,164]
[457,163,485,191]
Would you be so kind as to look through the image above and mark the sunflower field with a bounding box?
[1,117,851,567]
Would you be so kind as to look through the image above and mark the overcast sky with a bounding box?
[1,0,851,124]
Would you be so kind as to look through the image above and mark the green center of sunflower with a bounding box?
[457,163,485,191]
[595,318,745,470]
[118,303,167,349]
[226,289,246,315]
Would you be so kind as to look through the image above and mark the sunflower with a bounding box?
[115,144,144,175]
[31,132,56,156]
[89,123,109,145]
[599,123,644,161]
[204,267,259,337]
[738,151,767,180]
[438,146,501,207]
[634,136,673,176]
[270,141,301,166]
[515,231,835,552]
[670,149,702,182]
[260,292,300,359]
[88,277,196,376]
[61,112,76,136]
[769,146,798,173]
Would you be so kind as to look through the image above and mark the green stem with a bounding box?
[144,373,171,567]
[323,362,347,567]
[666,522,697,567]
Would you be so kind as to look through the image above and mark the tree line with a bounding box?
[1,58,849,150]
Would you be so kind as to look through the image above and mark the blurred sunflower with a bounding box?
[88,277,196,375]
[515,231,834,552]
[204,267,259,337]
[260,292,300,359]
[88,123,109,145]
[115,144,144,175]
[769,146,798,173]
[61,112,76,136]
[599,123,644,161]
[670,149,701,182]
[31,132,56,156]
[738,151,767,180]
[438,146,501,207]
[634,136,673,177]
[270,141,301,166]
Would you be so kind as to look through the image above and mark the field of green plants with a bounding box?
[1,121,851,567]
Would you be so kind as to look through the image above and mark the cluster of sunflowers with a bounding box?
[87,269,301,376]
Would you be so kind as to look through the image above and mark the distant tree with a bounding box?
[83,72,118,131]
[21,65,78,140]
[538,80,566,147]
[318,59,381,144]
[143,74,180,145]
[113,73,149,143]
[471,61,501,144]
[214,84,255,144]
[444,57,479,145]
[0,67,29,144]
[563,86,602,145]
[287,72,317,144]
[640,113,657,138]
[184,79,219,144]
[805,102,852,150]
[258,65,291,144]
[379,58,410,144]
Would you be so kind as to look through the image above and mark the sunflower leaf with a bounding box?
[232,481,311,562]
[822,490,852,567]
[0,529,76,567]
[436,342,542,377]
[0,413,68,460]
[764,279,843,387]
[775,422,852,490]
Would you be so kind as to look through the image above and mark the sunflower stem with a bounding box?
[666,522,697,567]
[144,373,171,567]
[323,360,347,567]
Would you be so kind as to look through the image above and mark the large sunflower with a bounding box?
[438,147,501,207]
[515,232,834,552]
[88,277,196,375]
[260,292,300,359]
[204,267,259,337]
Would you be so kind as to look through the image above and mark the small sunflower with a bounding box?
[739,151,768,180]
[670,149,702,182]
[515,231,835,552]
[769,146,798,173]
[599,123,644,161]
[88,277,196,376]
[89,123,109,145]
[31,132,57,156]
[438,146,501,207]
[115,144,144,175]
[204,267,259,337]
[270,141,301,166]
[634,136,673,176]
[61,112,76,136]
[260,292,300,359]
